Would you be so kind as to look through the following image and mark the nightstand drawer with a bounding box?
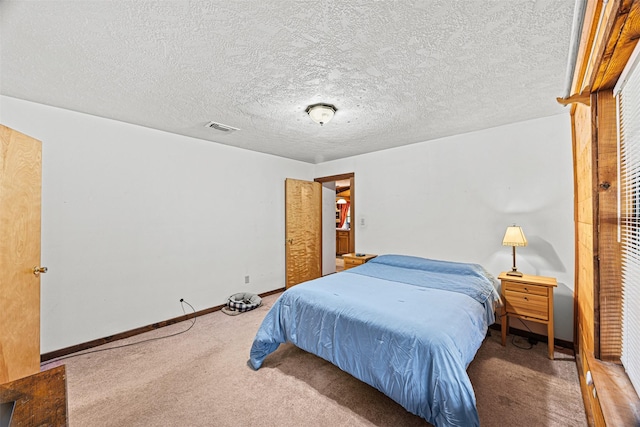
[503,281,548,297]
[342,253,377,270]
[505,290,548,320]
[344,258,363,268]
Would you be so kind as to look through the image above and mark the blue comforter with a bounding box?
[249,255,499,427]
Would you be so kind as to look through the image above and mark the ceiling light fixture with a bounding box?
[306,103,337,126]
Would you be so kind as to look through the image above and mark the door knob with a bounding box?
[33,266,48,276]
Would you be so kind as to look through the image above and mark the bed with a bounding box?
[249,254,500,427]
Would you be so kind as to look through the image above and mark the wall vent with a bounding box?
[204,121,240,133]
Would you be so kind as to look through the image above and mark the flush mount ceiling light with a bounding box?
[306,103,337,126]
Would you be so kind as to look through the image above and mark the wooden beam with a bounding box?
[571,0,605,95]
[582,0,622,91]
[595,90,622,362]
[593,0,640,90]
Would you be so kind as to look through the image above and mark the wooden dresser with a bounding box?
[336,230,350,255]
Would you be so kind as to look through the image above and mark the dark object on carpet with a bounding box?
[222,292,262,316]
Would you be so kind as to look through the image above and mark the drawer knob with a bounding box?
[524,296,528,301]
[524,287,528,292]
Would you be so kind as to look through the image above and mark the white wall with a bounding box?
[1,95,575,349]
[314,114,575,341]
[1,96,313,353]
[321,182,337,276]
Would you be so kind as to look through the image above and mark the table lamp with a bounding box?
[502,225,527,277]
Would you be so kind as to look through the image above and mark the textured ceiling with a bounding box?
[0,1,575,163]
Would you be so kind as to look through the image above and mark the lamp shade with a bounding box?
[502,226,527,247]
[306,103,336,125]
[337,198,347,205]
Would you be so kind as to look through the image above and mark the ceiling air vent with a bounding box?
[204,121,240,133]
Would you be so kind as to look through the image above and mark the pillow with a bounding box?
[368,254,488,278]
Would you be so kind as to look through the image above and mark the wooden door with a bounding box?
[0,125,42,383]
[285,178,322,288]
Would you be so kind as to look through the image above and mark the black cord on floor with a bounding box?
[494,310,536,350]
[510,317,536,350]
[511,334,534,350]
[41,299,197,366]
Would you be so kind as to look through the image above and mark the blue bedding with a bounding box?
[249,255,499,427]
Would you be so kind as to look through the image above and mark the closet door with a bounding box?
[0,125,43,383]
[285,178,321,288]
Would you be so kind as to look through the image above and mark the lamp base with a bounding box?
[506,270,524,277]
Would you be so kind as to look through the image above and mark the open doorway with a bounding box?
[335,179,351,271]
[315,173,355,276]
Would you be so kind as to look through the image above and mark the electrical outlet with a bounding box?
[586,370,593,386]
[244,275,250,284]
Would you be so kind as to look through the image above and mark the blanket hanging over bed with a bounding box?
[248,254,499,427]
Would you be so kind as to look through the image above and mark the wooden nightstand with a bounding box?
[342,253,377,270]
[499,272,558,359]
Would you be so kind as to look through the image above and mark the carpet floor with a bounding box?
[43,292,587,426]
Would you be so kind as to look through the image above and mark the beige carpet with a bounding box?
[42,293,586,426]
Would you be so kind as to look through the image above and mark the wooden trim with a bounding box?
[587,352,640,425]
[575,351,597,427]
[571,111,581,350]
[593,0,640,91]
[572,0,605,95]
[582,0,622,91]
[591,92,602,360]
[314,173,354,183]
[577,349,605,426]
[349,175,355,253]
[596,90,623,361]
[573,101,596,357]
[315,172,356,254]
[574,0,640,93]
[40,288,285,363]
